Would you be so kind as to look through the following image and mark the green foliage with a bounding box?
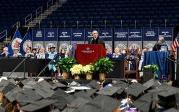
[57,57,76,73]
[94,57,114,74]
[144,64,159,72]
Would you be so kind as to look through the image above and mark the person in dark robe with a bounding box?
[88,30,105,48]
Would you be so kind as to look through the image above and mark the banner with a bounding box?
[44,28,58,41]
[114,28,128,49]
[159,27,173,50]
[128,29,142,49]
[85,28,94,43]
[99,28,113,51]
[58,28,72,41]
[143,28,158,50]
[71,28,85,41]
[32,28,44,41]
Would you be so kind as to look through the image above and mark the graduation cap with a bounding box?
[51,82,67,90]
[51,88,75,110]
[5,87,22,102]
[62,97,90,112]
[96,87,120,96]
[125,83,147,97]
[33,82,54,98]
[153,84,179,109]
[74,102,102,112]
[0,81,17,94]
[21,99,56,112]
[87,80,101,90]
[92,95,119,112]
[132,99,152,112]
[74,91,92,101]
[112,80,129,89]
[163,108,179,112]
[15,88,42,106]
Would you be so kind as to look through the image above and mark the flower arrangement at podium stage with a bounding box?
[94,57,114,81]
[57,57,76,79]
[57,57,114,80]
[83,64,94,80]
[70,64,83,80]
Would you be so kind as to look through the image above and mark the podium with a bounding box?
[76,44,106,65]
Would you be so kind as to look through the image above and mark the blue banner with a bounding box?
[71,28,85,41]
[159,27,173,41]
[143,28,158,41]
[58,28,72,41]
[85,28,93,42]
[44,28,58,41]
[99,28,113,41]
[32,28,44,41]
[114,28,128,41]
[128,29,142,41]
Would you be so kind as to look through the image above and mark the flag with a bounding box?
[8,28,23,56]
[171,36,179,52]
[20,29,32,55]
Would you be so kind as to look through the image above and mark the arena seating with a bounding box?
[0,0,49,31]
[41,0,179,28]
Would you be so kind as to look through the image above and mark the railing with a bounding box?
[25,14,32,26]
[0,30,7,40]
[36,7,43,18]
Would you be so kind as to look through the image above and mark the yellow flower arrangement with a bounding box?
[83,64,94,74]
[70,64,83,76]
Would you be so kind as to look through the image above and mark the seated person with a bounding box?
[36,48,45,59]
[106,48,113,58]
[12,48,22,57]
[1,47,9,57]
[153,35,168,51]
[24,47,33,58]
[58,48,69,58]
[112,47,122,58]
[31,48,37,58]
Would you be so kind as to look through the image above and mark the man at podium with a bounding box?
[88,30,105,48]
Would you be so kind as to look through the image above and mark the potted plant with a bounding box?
[57,57,76,79]
[70,64,83,80]
[143,64,159,81]
[94,57,113,81]
[83,64,94,80]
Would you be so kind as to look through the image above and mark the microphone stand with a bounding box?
[7,57,28,79]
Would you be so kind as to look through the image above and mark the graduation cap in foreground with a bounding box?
[132,93,154,112]
[21,99,56,112]
[87,80,101,90]
[92,95,119,112]
[163,108,179,112]
[33,83,54,98]
[96,87,120,96]
[125,83,147,97]
[0,80,17,94]
[157,84,179,108]
[5,87,22,102]
[15,88,42,106]
[62,97,90,112]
